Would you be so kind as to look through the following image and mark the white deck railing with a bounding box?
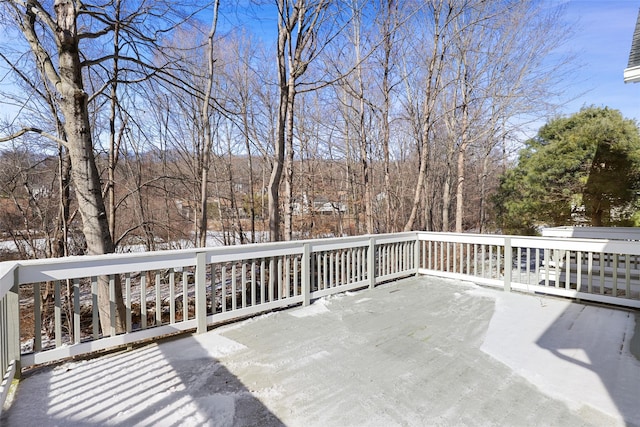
[417,232,640,306]
[2,230,640,412]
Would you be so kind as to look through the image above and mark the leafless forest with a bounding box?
[0,0,572,260]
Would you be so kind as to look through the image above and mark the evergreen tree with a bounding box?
[495,107,640,233]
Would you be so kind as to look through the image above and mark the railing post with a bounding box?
[195,252,207,334]
[414,234,420,276]
[9,268,21,378]
[368,237,376,289]
[302,243,311,306]
[503,237,512,292]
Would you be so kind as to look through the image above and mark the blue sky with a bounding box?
[559,1,640,122]
[1,1,639,139]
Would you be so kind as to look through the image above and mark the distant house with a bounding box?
[315,201,347,215]
[292,193,346,216]
[624,9,640,83]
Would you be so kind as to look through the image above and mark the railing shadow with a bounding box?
[2,331,284,426]
[535,303,640,426]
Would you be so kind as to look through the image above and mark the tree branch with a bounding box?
[0,127,67,146]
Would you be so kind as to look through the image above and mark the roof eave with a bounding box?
[624,65,640,83]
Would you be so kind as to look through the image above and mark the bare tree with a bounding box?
[198,0,221,247]
[403,0,457,231]
[269,0,330,241]
[0,0,212,332]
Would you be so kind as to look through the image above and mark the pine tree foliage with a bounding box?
[495,107,640,233]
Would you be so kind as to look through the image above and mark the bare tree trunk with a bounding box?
[479,150,490,233]
[198,0,220,248]
[403,8,447,231]
[44,0,125,333]
[380,0,395,233]
[53,142,72,259]
[353,8,374,234]
[269,0,329,242]
[242,111,257,243]
[268,88,287,241]
[107,0,121,244]
[454,93,469,233]
[283,79,296,241]
[442,166,451,232]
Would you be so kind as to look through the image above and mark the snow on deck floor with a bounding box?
[3,276,640,426]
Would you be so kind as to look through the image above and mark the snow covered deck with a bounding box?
[3,276,640,426]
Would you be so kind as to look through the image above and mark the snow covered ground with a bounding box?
[3,276,640,426]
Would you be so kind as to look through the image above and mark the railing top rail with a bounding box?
[510,235,640,255]
[0,261,17,299]
[416,231,506,245]
[416,231,640,255]
[2,233,420,286]
[542,226,640,240]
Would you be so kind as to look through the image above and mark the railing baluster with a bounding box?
[169,271,175,324]
[534,248,540,285]
[452,242,457,274]
[465,243,470,275]
[489,245,494,279]
[576,251,582,293]
[73,278,80,344]
[109,275,116,337]
[352,248,361,282]
[587,251,593,293]
[368,238,375,289]
[329,253,334,288]
[236,262,247,308]
[33,283,41,352]
[91,276,101,340]
[323,253,328,290]
[382,245,387,276]
[599,253,605,294]
[285,257,291,298]
[182,270,188,321]
[386,244,391,275]
[425,240,430,269]
[293,257,299,297]
[141,273,147,330]
[473,244,478,277]
[516,247,522,281]
[391,244,394,274]
[612,254,619,297]
[155,271,162,326]
[554,250,560,288]
[260,260,266,304]
[394,244,398,274]
[269,259,275,302]
[252,261,258,304]
[124,274,130,333]
[626,254,631,299]
[302,244,310,306]
[242,263,248,307]
[498,245,502,279]
[54,280,61,348]
[524,247,530,284]
[221,264,227,313]
[565,251,571,290]
[232,264,237,310]
[386,244,390,275]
